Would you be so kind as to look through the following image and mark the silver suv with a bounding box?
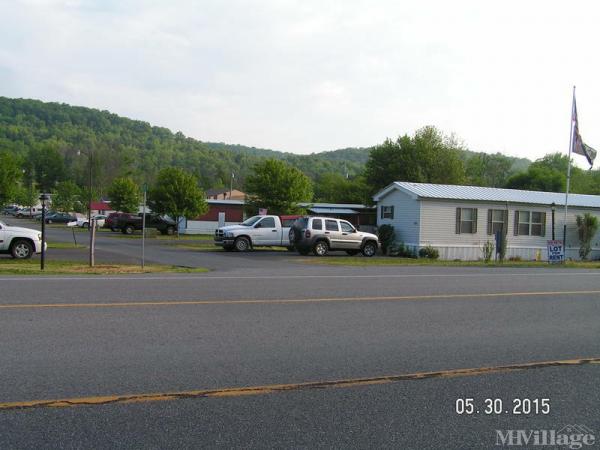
[289,216,379,257]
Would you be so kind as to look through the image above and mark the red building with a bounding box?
[194,200,244,222]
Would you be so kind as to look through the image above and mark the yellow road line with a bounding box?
[2,290,600,309]
[1,357,598,411]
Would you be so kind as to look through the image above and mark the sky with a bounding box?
[1,0,600,165]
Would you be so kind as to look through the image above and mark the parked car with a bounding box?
[214,214,301,251]
[104,212,121,231]
[15,207,42,218]
[45,212,77,224]
[0,220,45,259]
[2,205,21,215]
[114,213,177,235]
[289,216,379,257]
[71,214,107,228]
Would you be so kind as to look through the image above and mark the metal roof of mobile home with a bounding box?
[373,182,600,208]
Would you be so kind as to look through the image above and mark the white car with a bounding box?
[0,220,46,259]
[68,214,107,228]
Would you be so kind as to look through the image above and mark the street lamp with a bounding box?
[77,149,95,267]
[39,193,50,271]
[551,202,556,240]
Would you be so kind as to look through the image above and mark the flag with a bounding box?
[572,94,597,167]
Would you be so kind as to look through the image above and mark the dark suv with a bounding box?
[110,213,177,235]
[289,216,379,257]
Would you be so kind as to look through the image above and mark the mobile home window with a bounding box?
[381,206,394,219]
[518,211,531,235]
[488,209,507,235]
[514,211,546,236]
[456,208,478,234]
[531,212,544,236]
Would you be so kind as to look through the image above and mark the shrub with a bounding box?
[388,241,417,258]
[377,224,395,255]
[481,241,494,263]
[508,255,522,262]
[418,245,439,260]
[576,213,599,260]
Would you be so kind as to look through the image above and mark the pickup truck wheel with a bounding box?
[11,240,33,259]
[124,225,135,235]
[111,227,118,232]
[313,240,329,256]
[234,237,251,252]
[361,241,377,257]
[166,226,175,235]
[345,250,359,256]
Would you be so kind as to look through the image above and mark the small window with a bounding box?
[518,211,531,235]
[312,219,323,230]
[531,212,543,236]
[488,209,506,235]
[456,208,477,234]
[340,221,354,233]
[325,220,339,231]
[259,217,275,228]
[381,206,394,219]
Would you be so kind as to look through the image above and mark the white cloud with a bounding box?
[1,0,600,165]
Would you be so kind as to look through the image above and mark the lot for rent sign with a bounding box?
[547,240,564,263]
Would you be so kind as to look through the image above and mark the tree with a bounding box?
[52,180,81,212]
[314,173,370,204]
[0,151,22,206]
[576,213,599,260]
[107,177,141,212]
[465,153,514,187]
[505,166,565,192]
[30,144,66,191]
[365,126,465,194]
[14,183,38,212]
[244,159,313,215]
[148,168,208,233]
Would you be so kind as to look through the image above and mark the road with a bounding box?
[1,220,599,448]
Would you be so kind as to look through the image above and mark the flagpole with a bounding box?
[563,86,576,256]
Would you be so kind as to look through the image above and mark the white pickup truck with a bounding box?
[214,215,300,251]
[0,220,45,259]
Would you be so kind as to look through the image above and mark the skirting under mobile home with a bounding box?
[373,182,600,261]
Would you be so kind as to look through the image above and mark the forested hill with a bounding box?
[0,96,532,196]
[0,96,372,192]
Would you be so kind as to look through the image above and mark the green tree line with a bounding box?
[2,96,599,214]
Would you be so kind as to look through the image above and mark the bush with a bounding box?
[481,241,494,263]
[388,241,417,258]
[377,224,395,255]
[418,245,439,260]
[508,255,522,262]
[576,213,599,260]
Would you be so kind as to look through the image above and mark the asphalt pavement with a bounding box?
[1,218,599,448]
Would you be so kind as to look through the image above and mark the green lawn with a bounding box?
[300,256,600,268]
[0,260,208,275]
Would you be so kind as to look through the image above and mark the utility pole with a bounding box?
[142,183,147,269]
